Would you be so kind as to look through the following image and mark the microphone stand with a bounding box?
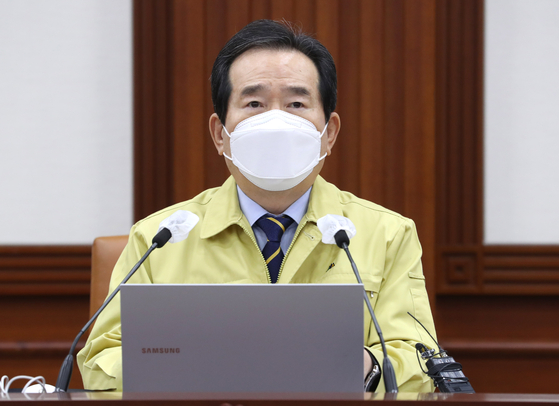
[55,228,172,392]
[334,230,398,393]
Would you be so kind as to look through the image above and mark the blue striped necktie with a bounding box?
[256,215,294,283]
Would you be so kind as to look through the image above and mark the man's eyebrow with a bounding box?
[240,84,266,97]
[240,84,312,97]
[284,86,311,96]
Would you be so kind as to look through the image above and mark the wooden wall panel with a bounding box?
[483,246,559,294]
[172,0,207,201]
[0,246,90,296]
[0,246,90,389]
[133,0,175,220]
[359,0,384,206]
[404,0,436,297]
[0,296,88,390]
[436,0,484,251]
[382,0,406,216]
[437,295,559,393]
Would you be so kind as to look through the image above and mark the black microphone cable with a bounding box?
[409,312,475,393]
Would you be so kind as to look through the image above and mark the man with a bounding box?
[78,20,436,392]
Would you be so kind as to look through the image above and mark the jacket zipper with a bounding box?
[276,218,309,282]
[239,223,272,284]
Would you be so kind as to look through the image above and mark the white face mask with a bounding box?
[223,110,328,192]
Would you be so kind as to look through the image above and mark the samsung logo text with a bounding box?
[141,347,181,354]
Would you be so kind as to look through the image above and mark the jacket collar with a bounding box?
[200,175,344,239]
[303,175,345,223]
[200,176,245,239]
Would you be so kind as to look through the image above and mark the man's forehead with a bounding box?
[228,48,319,95]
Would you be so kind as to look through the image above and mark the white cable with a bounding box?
[0,375,46,395]
[0,376,7,396]
[22,376,47,393]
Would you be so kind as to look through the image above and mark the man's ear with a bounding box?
[325,112,340,155]
[209,113,225,155]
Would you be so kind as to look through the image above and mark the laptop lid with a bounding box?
[121,284,364,393]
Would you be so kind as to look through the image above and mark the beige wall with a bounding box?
[485,0,559,243]
[0,0,133,244]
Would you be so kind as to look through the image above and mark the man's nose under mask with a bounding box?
[223,109,328,192]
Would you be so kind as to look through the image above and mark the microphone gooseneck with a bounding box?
[55,209,199,392]
[55,236,165,392]
[317,215,398,393]
[336,230,398,393]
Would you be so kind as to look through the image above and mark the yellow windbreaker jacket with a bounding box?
[77,175,436,392]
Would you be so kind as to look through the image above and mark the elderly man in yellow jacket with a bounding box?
[78,19,437,393]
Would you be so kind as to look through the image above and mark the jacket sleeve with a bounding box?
[364,219,437,393]
[77,226,153,391]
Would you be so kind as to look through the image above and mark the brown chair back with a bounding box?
[90,235,128,318]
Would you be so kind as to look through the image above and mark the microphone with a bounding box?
[317,214,398,393]
[55,210,199,392]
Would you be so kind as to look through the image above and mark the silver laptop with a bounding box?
[121,284,364,393]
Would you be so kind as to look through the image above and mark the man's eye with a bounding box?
[290,102,304,108]
[248,101,261,108]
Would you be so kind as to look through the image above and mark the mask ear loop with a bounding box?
[320,121,329,138]
[221,125,233,161]
[318,121,330,161]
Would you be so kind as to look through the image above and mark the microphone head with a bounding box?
[334,230,350,248]
[316,214,357,245]
[156,210,199,245]
[152,227,172,248]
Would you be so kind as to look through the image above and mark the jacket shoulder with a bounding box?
[334,188,419,248]
[339,190,409,221]
[320,179,416,234]
[130,186,222,236]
